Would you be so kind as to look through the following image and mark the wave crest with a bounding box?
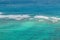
[0,14,60,23]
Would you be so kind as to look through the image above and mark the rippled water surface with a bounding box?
[0,0,60,40]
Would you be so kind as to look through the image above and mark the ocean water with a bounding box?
[0,0,60,40]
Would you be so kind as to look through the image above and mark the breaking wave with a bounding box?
[0,12,60,23]
[0,14,60,23]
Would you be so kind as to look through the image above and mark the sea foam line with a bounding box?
[0,14,60,23]
[0,15,30,20]
[34,15,60,23]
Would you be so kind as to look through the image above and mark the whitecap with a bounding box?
[34,15,49,19]
[0,15,31,20]
[0,14,60,23]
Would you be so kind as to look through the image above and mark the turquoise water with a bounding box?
[0,19,60,40]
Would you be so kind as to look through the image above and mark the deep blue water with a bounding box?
[0,0,60,15]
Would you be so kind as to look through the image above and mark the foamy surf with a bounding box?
[0,14,60,23]
[0,12,60,23]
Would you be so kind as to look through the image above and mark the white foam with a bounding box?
[34,15,49,19]
[50,17,60,23]
[34,15,60,23]
[0,14,60,23]
[0,15,31,20]
[51,17,60,20]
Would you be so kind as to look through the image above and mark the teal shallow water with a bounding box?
[0,20,60,40]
